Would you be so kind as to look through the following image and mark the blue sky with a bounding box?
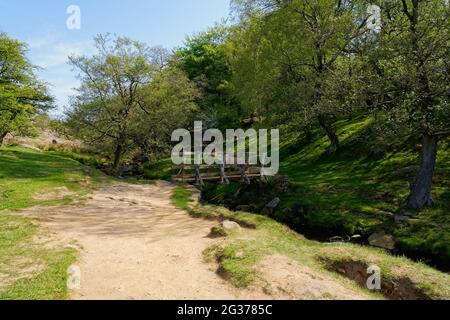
[0,0,231,114]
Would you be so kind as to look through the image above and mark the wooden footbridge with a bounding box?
[171,153,265,186]
[172,163,263,186]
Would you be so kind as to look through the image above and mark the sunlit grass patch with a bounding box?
[170,185,193,211]
[181,187,450,300]
[0,147,105,300]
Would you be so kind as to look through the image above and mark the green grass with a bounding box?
[170,185,194,211]
[0,147,106,300]
[143,158,172,181]
[47,150,107,168]
[186,201,450,299]
[277,118,450,267]
[195,117,450,269]
[0,147,106,211]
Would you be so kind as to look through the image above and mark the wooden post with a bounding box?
[259,153,268,182]
[178,166,184,183]
[219,163,230,185]
[239,165,250,185]
[220,153,229,185]
[195,164,204,186]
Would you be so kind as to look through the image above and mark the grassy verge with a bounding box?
[0,147,106,300]
[170,185,194,211]
[278,118,450,268]
[179,191,449,299]
[198,118,450,269]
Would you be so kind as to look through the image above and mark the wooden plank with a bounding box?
[174,171,240,179]
[173,168,260,179]
[173,164,219,170]
[173,164,261,170]
[172,173,261,182]
[173,166,261,172]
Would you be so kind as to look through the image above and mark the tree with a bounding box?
[129,66,199,163]
[363,0,449,209]
[176,26,242,130]
[230,0,370,154]
[68,35,157,173]
[0,33,53,145]
[67,35,198,173]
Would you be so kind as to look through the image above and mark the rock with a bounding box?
[394,215,410,224]
[329,236,345,243]
[368,230,395,250]
[18,144,42,152]
[222,220,241,231]
[274,176,290,193]
[266,197,281,210]
[209,225,228,238]
[329,235,361,243]
[262,197,281,215]
[350,234,362,242]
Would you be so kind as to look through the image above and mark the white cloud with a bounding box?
[46,74,79,114]
[27,34,57,49]
[25,34,93,114]
[34,41,90,69]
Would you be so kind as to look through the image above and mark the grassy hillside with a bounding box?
[171,186,450,300]
[0,147,106,299]
[277,118,449,269]
[176,118,450,270]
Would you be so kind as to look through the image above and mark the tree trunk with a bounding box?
[318,116,339,154]
[304,127,313,143]
[0,132,7,146]
[112,143,124,175]
[407,134,438,210]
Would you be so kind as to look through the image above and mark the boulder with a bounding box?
[329,236,346,243]
[262,197,281,215]
[368,230,395,250]
[266,197,281,210]
[350,234,362,242]
[329,235,362,243]
[274,176,290,193]
[209,225,228,238]
[222,220,241,232]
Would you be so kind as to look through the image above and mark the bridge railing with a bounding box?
[171,152,264,186]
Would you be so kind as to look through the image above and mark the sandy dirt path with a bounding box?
[21,181,372,300]
[24,181,269,300]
